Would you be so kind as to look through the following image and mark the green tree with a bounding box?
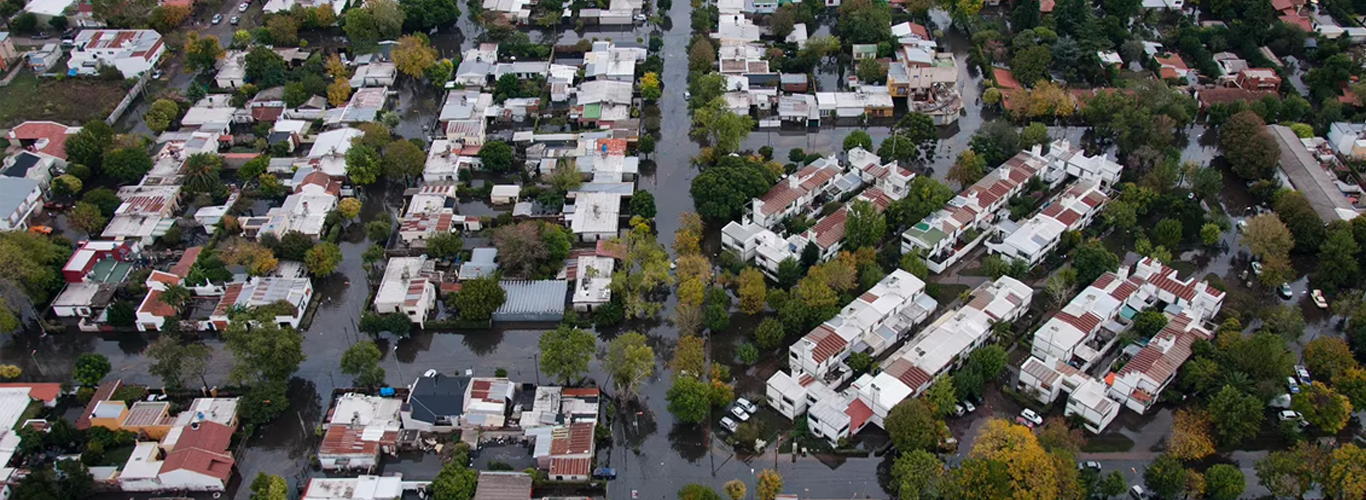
[539,324,595,384]
[1276,190,1327,253]
[877,134,918,165]
[946,150,986,190]
[432,455,478,500]
[1153,218,1183,250]
[1293,383,1354,433]
[1011,45,1053,87]
[603,331,654,400]
[1256,442,1328,499]
[383,139,426,181]
[143,98,181,133]
[692,99,755,155]
[223,310,305,386]
[345,144,383,185]
[1244,213,1295,286]
[844,199,886,250]
[455,276,506,322]
[857,57,887,84]
[104,147,152,183]
[343,0,405,47]
[479,141,515,173]
[73,353,111,386]
[884,398,944,452]
[1220,110,1280,180]
[690,156,775,222]
[630,191,657,219]
[245,46,288,88]
[1020,122,1049,148]
[837,0,890,45]
[1072,240,1119,285]
[1131,311,1168,338]
[426,232,463,260]
[892,449,943,500]
[340,340,386,387]
[667,375,712,423]
[844,130,873,152]
[1318,221,1361,291]
[1143,455,1188,500]
[65,121,114,170]
[68,201,108,238]
[754,317,785,349]
[679,484,722,500]
[1204,464,1245,500]
[304,242,343,277]
[1208,385,1265,445]
[249,473,288,500]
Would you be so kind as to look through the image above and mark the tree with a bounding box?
[1220,110,1280,180]
[735,268,768,315]
[1208,385,1265,445]
[892,450,943,500]
[1202,464,1245,500]
[68,201,108,238]
[491,222,548,277]
[844,130,873,152]
[265,14,299,45]
[837,0,890,45]
[73,353,111,386]
[382,139,426,182]
[857,57,886,84]
[1131,311,1168,339]
[539,325,594,384]
[843,199,885,250]
[1305,337,1357,382]
[147,334,211,390]
[1153,218,1183,250]
[1294,383,1354,432]
[884,398,944,452]
[66,121,114,170]
[1144,455,1187,500]
[723,480,746,500]
[1338,367,1366,408]
[1244,213,1295,286]
[1330,443,1366,500]
[426,232,463,260]
[454,276,506,322]
[1011,45,1053,87]
[691,156,775,222]
[638,134,656,158]
[432,457,478,500]
[400,0,459,31]
[603,331,654,400]
[344,0,405,47]
[1167,408,1215,460]
[877,134,918,165]
[393,35,437,79]
[184,32,225,74]
[923,378,957,417]
[245,46,288,88]
[630,191,657,219]
[249,473,288,500]
[755,470,782,500]
[1073,240,1119,285]
[341,144,380,186]
[946,150,986,189]
[688,38,716,73]
[753,317,786,350]
[967,419,1060,498]
[692,99,755,154]
[479,141,515,173]
[104,147,152,183]
[223,311,305,385]
[1277,190,1327,253]
[340,340,386,387]
[304,242,343,277]
[337,198,362,221]
[667,375,712,423]
[680,484,722,500]
[1201,223,1222,246]
[641,72,662,101]
[1318,221,1360,291]
[1257,442,1329,499]
[327,76,353,107]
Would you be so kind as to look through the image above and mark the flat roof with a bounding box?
[1269,124,1360,221]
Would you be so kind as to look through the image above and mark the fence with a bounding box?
[105,71,151,125]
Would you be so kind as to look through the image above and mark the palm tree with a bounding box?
[182,153,222,194]
[160,284,192,310]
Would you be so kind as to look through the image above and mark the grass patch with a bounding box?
[96,444,136,467]
[1081,434,1136,453]
[928,283,969,303]
[0,72,128,127]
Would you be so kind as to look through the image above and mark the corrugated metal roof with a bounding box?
[493,280,568,321]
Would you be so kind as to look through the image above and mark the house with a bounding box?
[494,280,568,322]
[459,248,499,280]
[483,0,531,22]
[1109,312,1211,414]
[741,157,841,229]
[0,177,43,231]
[424,139,480,183]
[571,255,614,312]
[207,277,314,330]
[440,90,493,146]
[1154,53,1191,81]
[262,0,347,15]
[307,127,364,177]
[68,30,165,78]
[985,179,1109,267]
[145,421,237,492]
[25,43,61,73]
[215,50,247,88]
[1236,68,1281,90]
[1329,122,1366,160]
[0,32,17,71]
[374,257,439,327]
[1,151,56,188]
[240,191,337,240]
[766,269,938,419]
[491,185,521,204]
[326,86,389,126]
[851,44,878,60]
[1270,124,1362,222]
[101,185,180,243]
[302,475,404,500]
[566,192,622,242]
[401,373,513,431]
[22,0,76,23]
[51,282,119,318]
[584,41,646,81]
[473,472,533,500]
[8,121,77,163]
[780,73,809,93]
[350,62,398,87]
[319,394,402,470]
[62,241,139,283]
[453,43,499,87]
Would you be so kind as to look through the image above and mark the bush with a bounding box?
[736,342,759,364]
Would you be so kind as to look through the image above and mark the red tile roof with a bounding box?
[10,121,74,159]
[889,360,933,394]
[993,68,1022,90]
[1054,311,1102,333]
[149,271,181,285]
[213,283,245,317]
[550,422,594,456]
[139,289,178,318]
[549,457,592,477]
[811,207,849,249]
[296,170,343,196]
[1118,314,1208,385]
[1040,0,1054,11]
[161,448,235,483]
[595,138,627,156]
[1092,273,1116,289]
[76,380,121,429]
[808,325,847,363]
[169,247,202,278]
[172,421,234,453]
[845,399,873,432]
[0,383,61,403]
[562,388,600,397]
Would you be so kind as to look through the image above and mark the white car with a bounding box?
[211,13,223,23]
[1020,409,1043,426]
[729,405,750,422]
[1287,377,1301,394]
[720,416,738,432]
[1279,410,1310,427]
[1251,261,1264,276]
[238,2,249,11]
[1296,365,1312,385]
[1312,289,1329,309]
[735,398,758,415]
[962,401,976,413]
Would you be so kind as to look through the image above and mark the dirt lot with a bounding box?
[0,72,129,127]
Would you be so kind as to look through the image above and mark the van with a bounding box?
[1129,485,1147,500]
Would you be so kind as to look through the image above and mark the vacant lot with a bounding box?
[0,72,128,127]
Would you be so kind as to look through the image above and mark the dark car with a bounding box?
[592,468,617,480]
[30,32,50,40]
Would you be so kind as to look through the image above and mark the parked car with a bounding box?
[1078,461,1101,471]
[1251,261,1264,276]
[1020,409,1043,426]
[720,416,738,432]
[230,15,240,24]
[592,468,617,480]
[27,226,52,235]
[1279,410,1310,427]
[1130,485,1149,500]
[1296,365,1312,385]
[1278,283,1293,299]
[238,2,249,11]
[1312,289,1329,309]
[211,13,223,23]
[1287,377,1301,394]
[30,32,50,40]
[962,400,976,413]
[42,202,65,211]
[151,69,163,79]
[735,398,758,415]
[729,405,750,422]
[953,404,966,417]
[1014,416,1036,428]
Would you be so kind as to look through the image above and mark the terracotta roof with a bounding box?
[1110,279,1140,300]
[173,420,235,453]
[807,325,847,363]
[1118,314,1208,385]
[138,289,177,318]
[993,68,1022,90]
[1280,13,1312,31]
[549,457,592,477]
[1197,88,1277,107]
[296,170,343,196]
[885,358,933,393]
[149,271,181,285]
[1054,311,1102,333]
[1040,0,1054,11]
[213,283,245,317]
[845,399,873,431]
[1155,54,1188,70]
[1159,67,1182,80]
[161,448,235,483]
[1055,209,1083,227]
[812,207,849,249]
[0,383,61,403]
[595,138,627,156]
[76,380,121,429]
[252,106,284,122]
[10,121,74,159]
[561,388,600,397]
[549,422,594,456]
[907,22,929,39]
[1092,273,1116,289]
[169,247,202,278]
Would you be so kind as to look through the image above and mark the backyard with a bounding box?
[0,71,129,127]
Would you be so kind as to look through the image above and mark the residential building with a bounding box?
[100,184,180,242]
[262,0,347,14]
[207,277,314,330]
[24,43,61,73]
[459,248,499,280]
[1328,122,1366,161]
[583,41,646,81]
[1,151,56,188]
[571,255,614,312]
[454,43,499,87]
[326,86,388,126]
[985,179,1109,267]
[401,373,513,431]
[350,61,397,87]
[483,0,532,23]
[118,420,237,492]
[566,192,622,242]
[424,139,480,183]
[473,472,533,500]
[743,157,841,229]
[319,394,402,470]
[1109,312,1211,413]
[374,257,439,327]
[308,127,365,177]
[302,475,404,500]
[491,185,521,204]
[440,90,493,146]
[0,177,43,231]
[1270,124,1362,222]
[68,30,165,78]
[7,120,77,163]
[1154,53,1191,81]
[493,280,568,322]
[0,32,15,71]
[215,50,247,88]
[239,189,337,240]
[1236,68,1281,90]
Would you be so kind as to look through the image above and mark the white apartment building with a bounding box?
[986,179,1110,267]
[571,255,614,312]
[68,30,165,78]
[745,157,841,229]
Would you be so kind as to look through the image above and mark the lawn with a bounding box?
[0,72,128,128]
[1081,434,1136,453]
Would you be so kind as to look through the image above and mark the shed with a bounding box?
[494,280,568,322]
[491,185,521,204]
